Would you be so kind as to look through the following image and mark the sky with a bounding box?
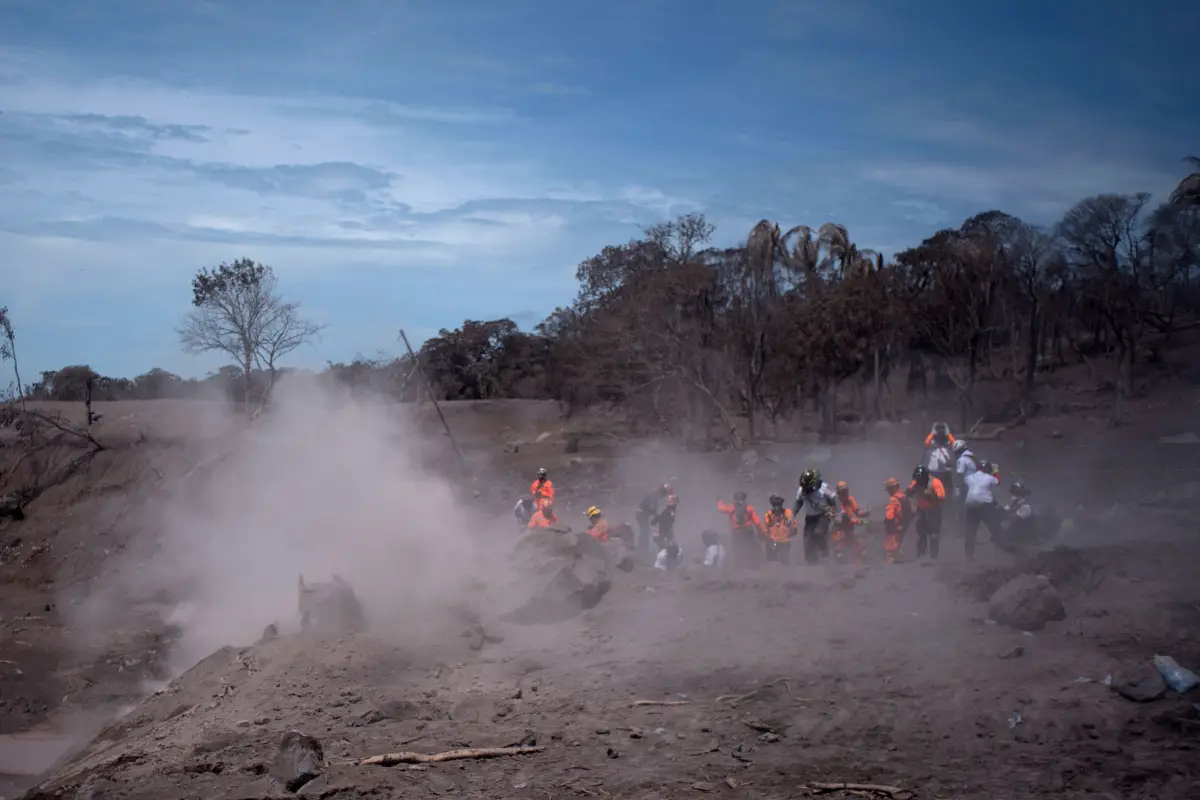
[0,0,1197,381]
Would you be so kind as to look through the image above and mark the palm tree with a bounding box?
[816,222,881,278]
[1169,156,1200,207]
[781,224,821,277]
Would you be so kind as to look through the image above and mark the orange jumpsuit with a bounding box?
[762,507,796,565]
[717,500,762,533]
[832,492,868,563]
[908,476,946,559]
[531,477,555,510]
[527,509,559,529]
[717,500,762,566]
[883,488,911,563]
[587,517,611,543]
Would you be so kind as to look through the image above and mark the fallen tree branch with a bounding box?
[358,746,545,767]
[1,444,44,485]
[25,410,106,451]
[716,678,809,706]
[805,781,913,799]
[968,411,1028,442]
[630,699,690,707]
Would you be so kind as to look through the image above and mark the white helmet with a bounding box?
[952,440,967,454]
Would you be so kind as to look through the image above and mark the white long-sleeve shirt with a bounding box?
[703,544,727,567]
[964,470,999,506]
[796,482,838,518]
[956,451,977,479]
[927,445,954,473]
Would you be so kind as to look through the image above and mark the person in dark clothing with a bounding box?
[635,486,666,553]
[656,486,679,545]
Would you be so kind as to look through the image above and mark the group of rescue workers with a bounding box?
[513,421,1039,568]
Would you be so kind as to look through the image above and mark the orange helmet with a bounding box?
[884,477,900,492]
[836,481,849,493]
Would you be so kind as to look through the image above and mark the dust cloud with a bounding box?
[69,374,496,679]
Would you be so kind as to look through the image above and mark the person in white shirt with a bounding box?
[700,529,727,568]
[962,460,999,560]
[513,496,536,531]
[653,539,683,571]
[925,426,956,502]
[954,440,977,518]
[795,468,838,564]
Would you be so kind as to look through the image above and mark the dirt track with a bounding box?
[3,396,1200,799]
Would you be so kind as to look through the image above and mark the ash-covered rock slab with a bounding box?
[988,573,1066,631]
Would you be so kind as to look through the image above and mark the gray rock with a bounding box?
[272,730,324,793]
[1113,663,1167,703]
[988,574,1066,632]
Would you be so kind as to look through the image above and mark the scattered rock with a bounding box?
[691,781,717,792]
[1000,645,1026,660]
[272,730,324,793]
[1113,663,1168,703]
[988,574,1066,631]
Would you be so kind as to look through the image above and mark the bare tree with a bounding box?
[0,306,26,411]
[1169,155,1200,208]
[178,258,322,412]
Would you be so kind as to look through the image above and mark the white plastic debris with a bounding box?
[1153,655,1200,693]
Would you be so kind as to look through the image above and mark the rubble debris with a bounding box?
[272,730,324,793]
[988,574,1066,631]
[497,528,613,624]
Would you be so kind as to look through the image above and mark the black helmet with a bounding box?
[769,494,784,507]
[537,468,548,478]
[977,460,992,474]
[912,465,929,484]
[1010,481,1030,497]
[734,491,747,503]
[799,469,820,490]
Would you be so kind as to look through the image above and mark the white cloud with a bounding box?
[0,47,692,278]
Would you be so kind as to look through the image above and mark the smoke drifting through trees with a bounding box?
[5,164,1199,441]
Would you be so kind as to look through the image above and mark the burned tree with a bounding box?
[0,306,25,411]
[178,258,322,412]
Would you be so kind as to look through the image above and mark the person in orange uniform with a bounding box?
[761,494,796,565]
[907,465,946,559]
[923,421,956,448]
[584,506,610,542]
[531,468,555,511]
[717,491,763,567]
[527,502,560,529]
[831,481,869,564]
[882,478,911,564]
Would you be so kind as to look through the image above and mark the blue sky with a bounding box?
[1,0,1196,381]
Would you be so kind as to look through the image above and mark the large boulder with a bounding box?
[497,528,613,625]
[297,574,367,634]
[988,573,1066,631]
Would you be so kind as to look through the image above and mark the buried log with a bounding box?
[631,699,690,707]
[358,746,545,767]
[804,781,913,799]
[716,678,809,706]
